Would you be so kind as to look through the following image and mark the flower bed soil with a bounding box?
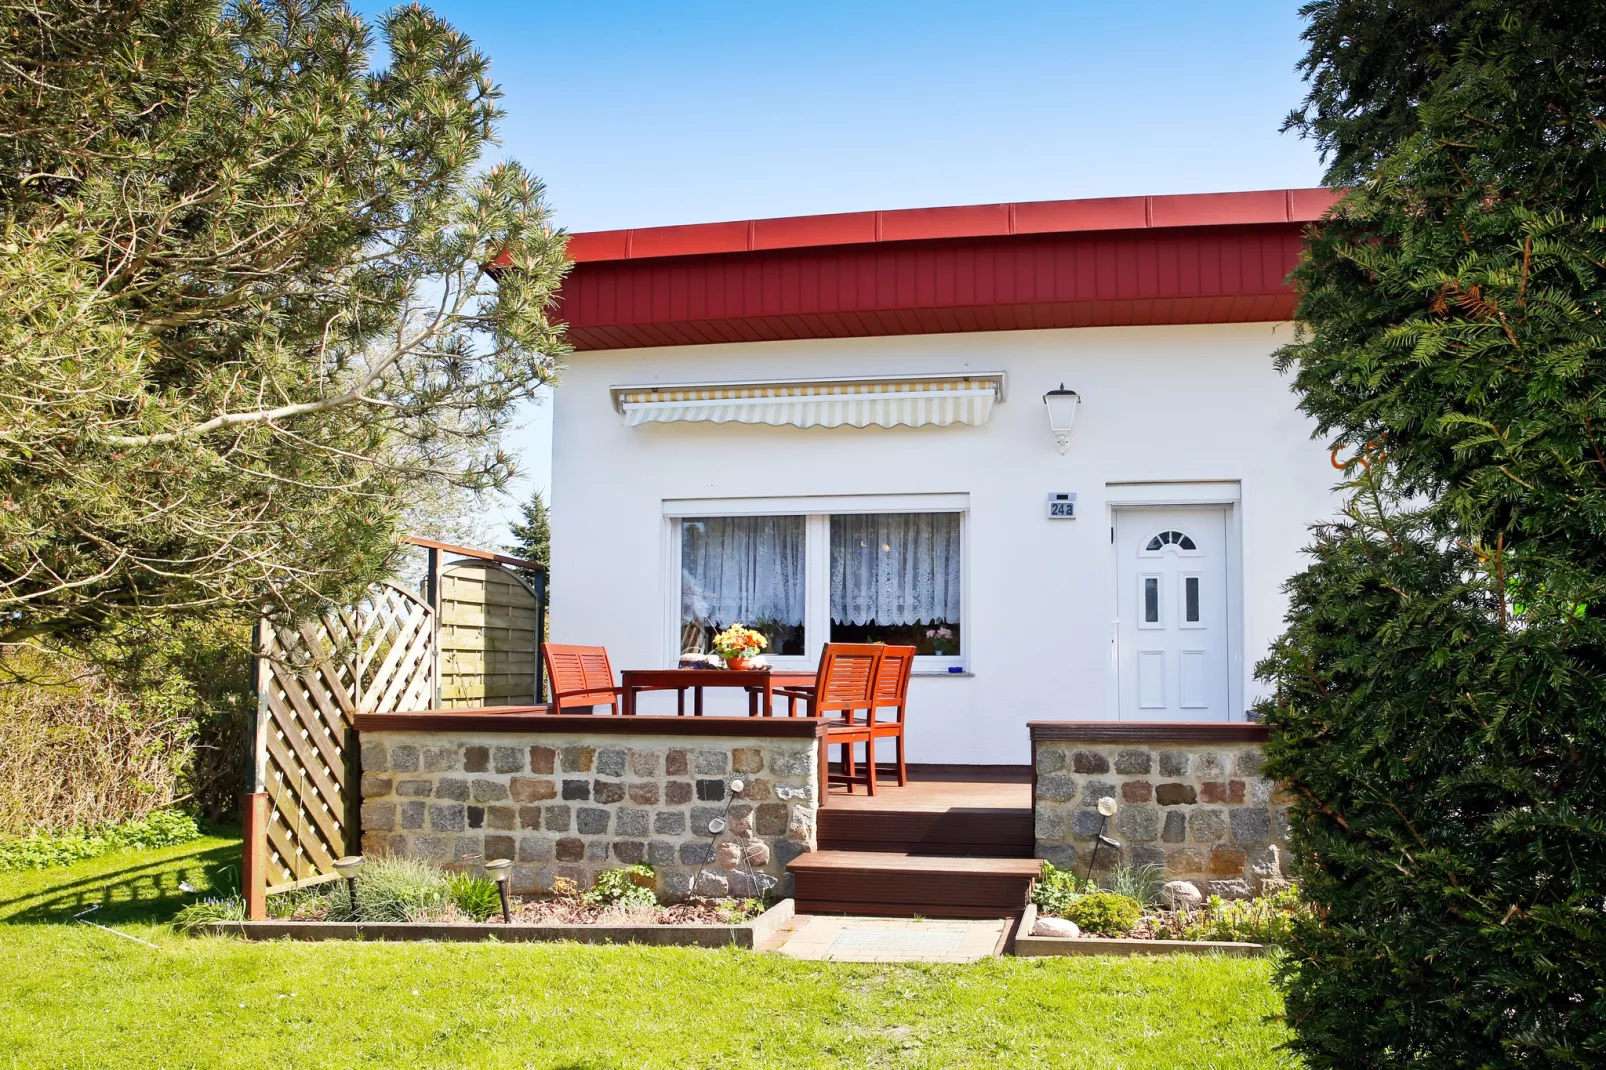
[1010,905,1269,958]
[198,898,795,949]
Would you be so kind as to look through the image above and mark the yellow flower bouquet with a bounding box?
[711,623,767,669]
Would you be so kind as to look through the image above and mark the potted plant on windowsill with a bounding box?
[712,623,768,671]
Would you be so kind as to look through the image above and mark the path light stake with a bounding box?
[485,859,514,924]
[1084,797,1120,884]
[332,855,365,916]
[690,778,744,899]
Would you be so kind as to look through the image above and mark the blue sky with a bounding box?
[352,1,1326,542]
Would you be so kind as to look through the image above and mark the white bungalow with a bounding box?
[547,188,1341,766]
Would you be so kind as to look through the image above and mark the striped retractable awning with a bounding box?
[612,374,1004,429]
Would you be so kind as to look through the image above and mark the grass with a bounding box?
[0,833,1300,1069]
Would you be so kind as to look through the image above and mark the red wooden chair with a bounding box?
[540,643,624,714]
[775,643,884,795]
[867,645,915,787]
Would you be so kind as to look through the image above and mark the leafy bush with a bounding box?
[0,809,201,872]
[0,620,253,836]
[1031,860,1090,918]
[583,865,657,909]
[1156,887,1309,945]
[1060,892,1143,937]
[446,873,502,921]
[174,895,246,933]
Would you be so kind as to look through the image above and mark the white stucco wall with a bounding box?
[549,323,1339,765]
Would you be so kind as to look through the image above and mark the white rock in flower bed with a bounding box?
[1162,880,1205,911]
[1031,916,1081,938]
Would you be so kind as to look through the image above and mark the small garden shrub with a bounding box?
[0,808,202,872]
[1061,892,1143,937]
[446,873,501,921]
[583,865,656,908]
[1031,860,1089,918]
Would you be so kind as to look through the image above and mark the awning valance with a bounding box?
[611,374,1004,429]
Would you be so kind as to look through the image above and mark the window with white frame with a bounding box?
[679,515,807,657]
[828,512,961,655]
[673,501,965,667]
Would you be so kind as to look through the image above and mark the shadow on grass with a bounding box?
[0,838,242,926]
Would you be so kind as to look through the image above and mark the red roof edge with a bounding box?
[562,187,1341,264]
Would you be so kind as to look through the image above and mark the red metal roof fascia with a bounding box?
[558,222,1306,350]
[564,187,1340,264]
[565,295,1299,351]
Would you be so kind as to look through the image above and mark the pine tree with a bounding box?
[1261,3,1606,1065]
[506,488,551,571]
[0,1,569,647]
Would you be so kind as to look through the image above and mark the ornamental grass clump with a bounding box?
[324,856,449,922]
[445,873,502,922]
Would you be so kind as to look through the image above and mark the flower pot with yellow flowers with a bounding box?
[711,623,767,671]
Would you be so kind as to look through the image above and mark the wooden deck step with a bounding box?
[788,850,1041,919]
[817,806,1033,858]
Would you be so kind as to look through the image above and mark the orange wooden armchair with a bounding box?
[540,643,624,714]
[775,643,885,795]
[867,645,916,787]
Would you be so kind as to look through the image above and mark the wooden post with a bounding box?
[425,546,442,708]
[534,569,547,704]
[242,791,269,920]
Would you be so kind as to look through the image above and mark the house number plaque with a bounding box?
[1047,492,1077,519]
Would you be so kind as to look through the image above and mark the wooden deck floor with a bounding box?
[822,765,1032,811]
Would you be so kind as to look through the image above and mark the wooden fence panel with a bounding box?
[437,560,541,707]
[253,583,434,891]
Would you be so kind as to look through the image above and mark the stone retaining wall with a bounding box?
[1031,725,1289,899]
[358,728,818,900]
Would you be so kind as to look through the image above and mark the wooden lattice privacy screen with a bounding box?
[244,539,545,913]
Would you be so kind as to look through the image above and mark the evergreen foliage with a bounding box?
[1263,3,1606,1065]
[507,488,551,569]
[0,0,568,648]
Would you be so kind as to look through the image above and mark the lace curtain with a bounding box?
[830,512,961,625]
[680,516,805,630]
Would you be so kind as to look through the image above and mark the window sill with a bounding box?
[912,671,974,678]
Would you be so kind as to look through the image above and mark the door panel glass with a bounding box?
[1143,577,1159,623]
[1185,576,1200,623]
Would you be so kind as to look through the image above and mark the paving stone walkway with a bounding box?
[773,915,1009,962]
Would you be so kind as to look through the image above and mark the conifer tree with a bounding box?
[507,488,551,570]
[0,1,568,647]
[1262,3,1606,1065]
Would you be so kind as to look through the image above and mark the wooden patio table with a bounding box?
[618,668,817,717]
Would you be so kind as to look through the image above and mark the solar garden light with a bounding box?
[332,855,365,915]
[692,778,746,896]
[1084,797,1121,882]
[485,858,514,924]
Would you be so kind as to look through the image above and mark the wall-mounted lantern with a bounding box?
[1043,384,1081,454]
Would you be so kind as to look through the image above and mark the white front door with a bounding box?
[1114,506,1230,720]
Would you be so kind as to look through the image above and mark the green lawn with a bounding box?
[0,833,1298,1069]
